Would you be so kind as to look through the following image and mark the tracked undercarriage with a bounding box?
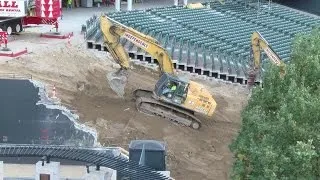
[133,89,202,130]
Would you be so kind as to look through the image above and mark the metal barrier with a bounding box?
[0,31,9,51]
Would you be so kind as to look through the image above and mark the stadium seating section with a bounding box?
[85,0,320,84]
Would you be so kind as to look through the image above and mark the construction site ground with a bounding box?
[0,4,248,180]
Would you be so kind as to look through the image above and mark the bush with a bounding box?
[230,28,320,180]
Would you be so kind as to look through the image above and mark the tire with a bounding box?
[191,121,200,130]
[15,23,21,33]
[5,26,12,35]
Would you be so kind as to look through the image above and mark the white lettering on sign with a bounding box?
[0,0,18,8]
[124,32,149,49]
[0,0,25,17]
[264,47,281,65]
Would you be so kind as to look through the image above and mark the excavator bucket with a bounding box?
[106,69,128,97]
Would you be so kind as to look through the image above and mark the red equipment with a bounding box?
[0,0,62,35]
[0,31,8,47]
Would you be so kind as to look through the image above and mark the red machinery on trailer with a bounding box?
[0,0,62,35]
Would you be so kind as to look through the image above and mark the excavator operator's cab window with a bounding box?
[155,73,188,105]
[162,80,188,105]
[162,81,177,98]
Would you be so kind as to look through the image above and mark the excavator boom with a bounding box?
[248,31,286,85]
[252,31,283,68]
[100,16,175,74]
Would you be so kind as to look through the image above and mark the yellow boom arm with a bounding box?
[251,31,286,75]
[100,15,175,74]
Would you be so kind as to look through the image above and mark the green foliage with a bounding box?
[230,28,320,179]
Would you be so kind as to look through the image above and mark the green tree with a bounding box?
[230,28,320,179]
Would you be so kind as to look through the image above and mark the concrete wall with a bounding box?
[35,161,60,180]
[2,163,86,179]
[84,166,116,180]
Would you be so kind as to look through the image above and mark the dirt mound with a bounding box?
[71,65,247,180]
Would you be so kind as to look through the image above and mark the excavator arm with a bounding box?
[100,15,175,74]
[248,31,286,85]
[251,31,286,74]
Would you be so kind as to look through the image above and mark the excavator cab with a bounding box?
[154,73,188,105]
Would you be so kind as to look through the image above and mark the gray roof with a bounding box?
[0,144,172,180]
[129,140,166,151]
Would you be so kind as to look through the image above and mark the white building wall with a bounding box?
[35,161,60,180]
[84,166,117,180]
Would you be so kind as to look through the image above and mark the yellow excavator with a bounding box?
[247,31,286,86]
[100,15,217,130]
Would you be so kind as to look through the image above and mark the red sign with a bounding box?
[35,0,60,18]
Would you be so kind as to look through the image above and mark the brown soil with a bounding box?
[0,32,248,180]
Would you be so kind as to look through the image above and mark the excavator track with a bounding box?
[133,89,202,130]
